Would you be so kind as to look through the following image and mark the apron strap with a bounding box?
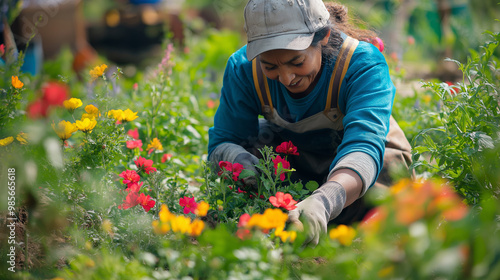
[324,36,359,114]
[252,58,274,116]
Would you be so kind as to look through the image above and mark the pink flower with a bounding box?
[275,141,299,155]
[125,181,143,192]
[371,37,384,52]
[179,196,198,214]
[269,192,297,210]
[127,128,139,139]
[161,153,172,163]
[119,170,140,184]
[118,191,139,210]
[126,140,143,150]
[272,156,291,181]
[207,100,215,109]
[237,213,251,227]
[0,44,5,56]
[137,193,155,212]
[218,161,244,181]
[134,156,157,174]
[133,83,138,90]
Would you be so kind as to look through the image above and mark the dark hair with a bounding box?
[311,2,377,63]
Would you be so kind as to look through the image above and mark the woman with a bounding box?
[208,0,412,245]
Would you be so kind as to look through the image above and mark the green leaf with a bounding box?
[239,168,256,179]
[305,181,319,192]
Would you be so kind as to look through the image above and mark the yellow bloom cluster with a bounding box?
[275,227,297,243]
[247,208,288,231]
[152,205,205,237]
[84,104,101,118]
[89,64,108,80]
[76,118,97,133]
[0,133,29,146]
[146,137,163,152]
[52,120,78,141]
[0,136,14,146]
[63,98,83,110]
[329,224,356,246]
[107,109,138,122]
[16,132,28,145]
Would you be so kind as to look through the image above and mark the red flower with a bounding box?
[161,153,172,163]
[269,192,297,210]
[237,213,251,227]
[137,193,155,212]
[118,191,139,210]
[126,140,143,150]
[218,161,244,181]
[26,99,49,119]
[0,44,4,56]
[276,141,299,155]
[134,156,157,174]
[41,82,69,106]
[445,81,460,95]
[179,196,198,214]
[127,128,139,139]
[272,156,291,181]
[119,170,140,184]
[125,181,143,192]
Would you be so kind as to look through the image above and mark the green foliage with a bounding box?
[411,31,500,204]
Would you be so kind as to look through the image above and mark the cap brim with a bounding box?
[246,33,315,61]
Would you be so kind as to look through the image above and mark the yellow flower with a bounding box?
[89,64,108,79]
[152,220,171,234]
[122,109,138,122]
[75,118,97,133]
[63,98,83,110]
[146,138,163,153]
[11,76,23,89]
[0,136,14,146]
[16,132,28,145]
[107,109,124,121]
[84,104,101,117]
[247,208,288,231]
[275,227,297,243]
[329,224,356,246]
[170,215,191,234]
[159,205,175,222]
[195,201,209,217]
[52,120,78,141]
[189,219,205,236]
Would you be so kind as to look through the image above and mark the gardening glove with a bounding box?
[209,142,260,188]
[287,181,346,246]
[234,152,259,188]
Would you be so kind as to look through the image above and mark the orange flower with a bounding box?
[11,76,24,89]
[195,201,209,217]
[269,192,297,210]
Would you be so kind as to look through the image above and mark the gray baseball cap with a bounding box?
[244,0,330,60]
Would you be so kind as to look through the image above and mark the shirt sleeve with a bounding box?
[331,41,395,188]
[208,47,262,158]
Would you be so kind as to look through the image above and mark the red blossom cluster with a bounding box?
[26,82,70,119]
[118,169,155,212]
[272,155,291,181]
[218,161,244,181]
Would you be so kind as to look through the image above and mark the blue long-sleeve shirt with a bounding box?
[208,41,395,187]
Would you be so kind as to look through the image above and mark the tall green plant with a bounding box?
[411,31,500,204]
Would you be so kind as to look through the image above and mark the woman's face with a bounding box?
[258,34,329,95]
